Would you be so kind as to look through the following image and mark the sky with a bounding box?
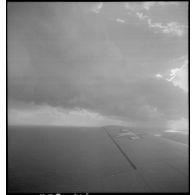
[8,2,188,130]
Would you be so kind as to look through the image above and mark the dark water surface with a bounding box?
[8,126,189,193]
[8,126,133,193]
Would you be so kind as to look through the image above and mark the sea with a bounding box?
[8,126,132,193]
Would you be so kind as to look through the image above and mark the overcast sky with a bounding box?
[8,2,188,130]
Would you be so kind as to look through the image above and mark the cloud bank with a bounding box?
[8,2,188,130]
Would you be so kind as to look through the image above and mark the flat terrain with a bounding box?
[8,126,189,193]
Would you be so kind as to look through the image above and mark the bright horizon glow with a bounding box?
[8,104,130,127]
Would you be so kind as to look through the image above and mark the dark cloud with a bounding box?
[8,2,188,127]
